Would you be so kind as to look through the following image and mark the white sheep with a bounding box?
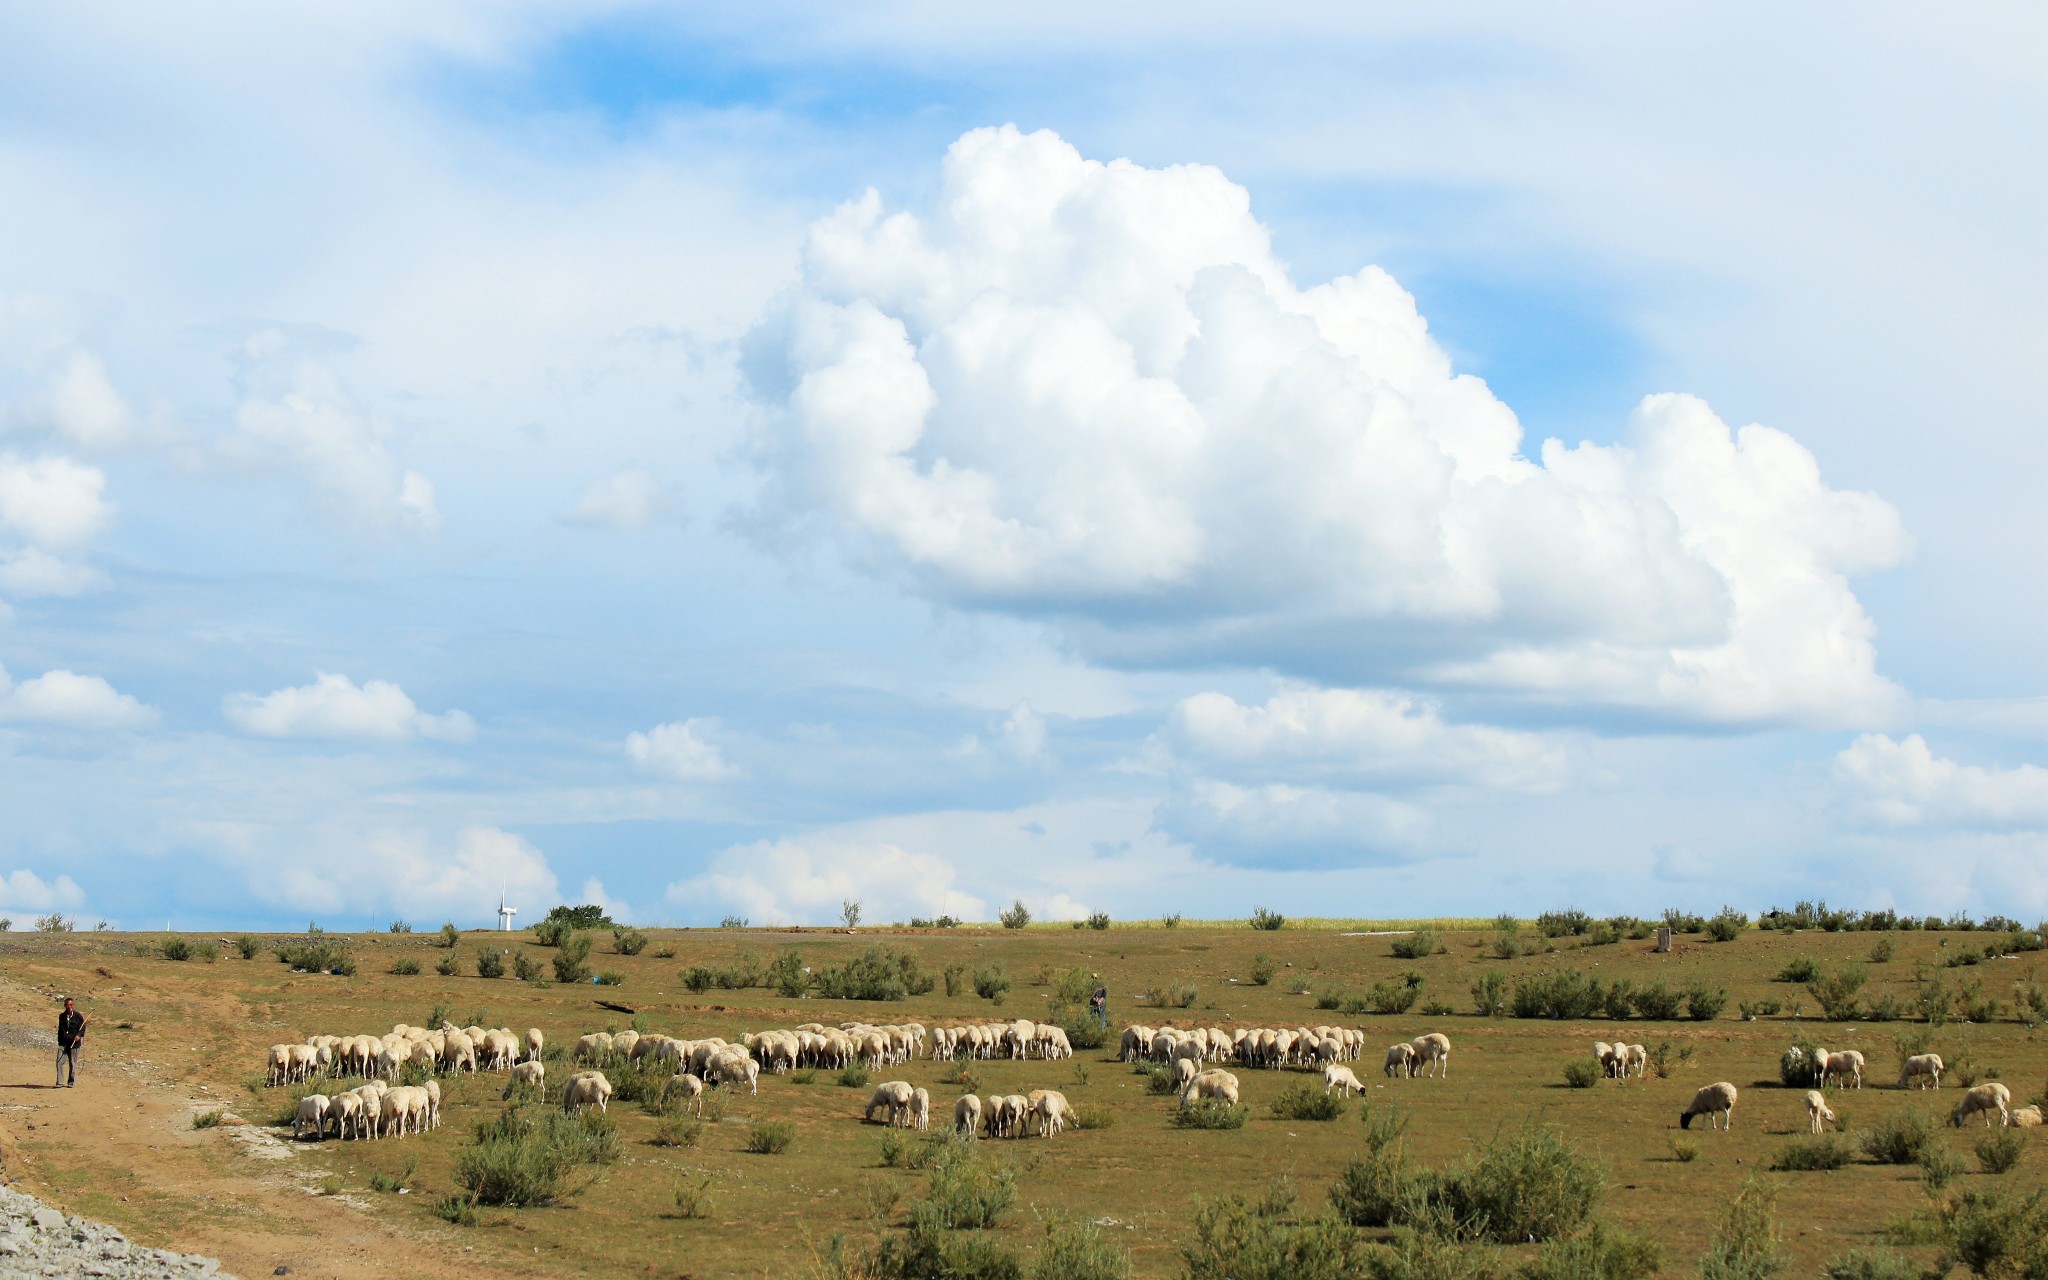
[664,1071,705,1116]
[525,1027,545,1063]
[865,1081,915,1127]
[1003,1094,1030,1137]
[501,1060,546,1103]
[1623,1044,1648,1080]
[2010,1105,2043,1128]
[954,1094,982,1137]
[1823,1049,1865,1090]
[1383,1043,1415,1078]
[1804,1089,1837,1134]
[266,1044,292,1087]
[293,1094,330,1141]
[328,1091,364,1140]
[1679,1081,1739,1131]
[1593,1041,1616,1078]
[1324,1064,1364,1097]
[1180,1069,1241,1108]
[1951,1082,2011,1129]
[909,1087,931,1131]
[1410,1033,1451,1079]
[1897,1053,1944,1090]
[561,1070,613,1115]
[572,1032,613,1065]
[1032,1090,1072,1138]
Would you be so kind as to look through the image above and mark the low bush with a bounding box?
[512,950,542,983]
[455,1107,612,1207]
[1270,1082,1345,1121]
[1512,968,1605,1019]
[1775,957,1822,983]
[1026,1216,1131,1280]
[1172,1101,1249,1130]
[438,922,459,948]
[667,1173,716,1221]
[1086,911,1111,931]
[1669,1137,1699,1163]
[1537,908,1590,937]
[192,1109,223,1129]
[1363,974,1423,1015]
[1779,1043,1824,1087]
[552,933,592,984]
[1686,983,1730,1021]
[1142,1064,1180,1096]
[1517,1220,1662,1280]
[233,935,262,959]
[1859,1109,1936,1165]
[1698,1176,1780,1280]
[1807,966,1868,1021]
[1184,1187,1365,1280]
[1945,1187,2048,1279]
[744,1119,794,1155]
[273,937,355,974]
[1470,970,1509,1017]
[919,1147,1018,1229]
[159,936,193,961]
[1563,1058,1600,1088]
[999,900,1032,930]
[1249,906,1285,932]
[435,950,459,977]
[595,970,625,986]
[649,1114,703,1148]
[837,1064,872,1088]
[390,956,421,976]
[1769,1135,1852,1171]
[1820,1249,1916,1280]
[434,1196,478,1226]
[973,967,1012,1002]
[1977,1128,2025,1174]
[1631,982,1685,1021]
[611,927,648,956]
[1389,928,1439,959]
[474,949,506,979]
[1247,953,1276,986]
[1329,1145,1409,1228]
[1705,906,1748,942]
[1920,1144,1964,1192]
[1068,1104,1114,1131]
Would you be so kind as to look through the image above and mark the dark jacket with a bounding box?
[57,1010,84,1049]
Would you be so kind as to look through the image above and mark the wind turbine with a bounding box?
[497,883,518,933]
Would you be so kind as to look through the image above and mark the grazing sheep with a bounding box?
[1383,1043,1415,1078]
[349,1089,382,1141]
[954,1094,982,1137]
[664,1072,705,1116]
[502,1060,546,1103]
[1823,1049,1865,1090]
[909,1087,931,1131]
[1174,1057,1199,1089]
[1679,1082,1739,1131]
[422,1079,442,1130]
[525,1027,545,1063]
[865,1081,916,1127]
[266,1044,292,1087]
[712,1053,760,1096]
[1593,1042,1616,1078]
[328,1091,364,1140]
[2010,1105,2043,1129]
[1180,1069,1241,1108]
[1324,1064,1364,1097]
[561,1071,613,1115]
[1003,1094,1030,1137]
[1033,1090,1072,1138]
[1898,1054,1944,1090]
[293,1094,330,1141]
[1410,1033,1451,1079]
[1951,1082,2012,1129]
[573,1032,613,1065]
[1804,1090,1838,1134]
[1623,1044,1648,1080]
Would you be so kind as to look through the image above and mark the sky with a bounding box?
[0,3,2042,930]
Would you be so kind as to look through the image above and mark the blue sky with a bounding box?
[0,4,2042,929]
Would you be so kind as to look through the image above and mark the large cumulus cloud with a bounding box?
[742,125,1907,728]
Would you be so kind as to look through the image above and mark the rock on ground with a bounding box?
[0,1181,231,1279]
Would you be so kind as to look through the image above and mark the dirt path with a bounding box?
[0,978,547,1280]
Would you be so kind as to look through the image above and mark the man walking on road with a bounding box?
[56,998,84,1087]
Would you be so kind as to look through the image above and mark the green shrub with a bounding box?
[1390,928,1439,959]
[1669,1137,1699,1163]
[837,1064,872,1088]
[434,1195,478,1226]
[650,1114,703,1148]
[1270,1082,1345,1121]
[999,900,1032,930]
[1247,953,1276,985]
[1329,1145,1410,1228]
[1775,958,1822,983]
[1631,982,1685,1020]
[973,967,1012,1002]
[1685,983,1730,1021]
[1172,1101,1249,1130]
[390,956,421,976]
[1819,1249,1915,1280]
[1085,911,1111,931]
[1470,970,1509,1017]
[454,1109,591,1206]
[159,936,193,961]
[475,949,505,979]
[1026,1215,1131,1280]
[192,1109,223,1129]
[919,1148,1018,1228]
[438,922,459,948]
[1184,1188,1366,1280]
[1518,1220,1662,1280]
[1705,907,1748,942]
[666,1173,716,1221]
[1946,1187,2048,1279]
[1358,1096,1408,1153]
[813,945,935,1000]
[1435,1123,1604,1244]
[1563,1058,1600,1088]
[1859,1109,1935,1164]
[1537,909,1590,937]
[1249,906,1286,931]
[1976,1128,2025,1174]
[512,950,542,982]
[943,964,967,997]
[744,1118,794,1155]
[1602,980,1638,1021]
[273,937,355,975]
[435,950,459,977]
[1769,1135,1852,1171]
[233,935,261,959]
[1806,966,1868,1021]
[1778,1043,1824,1088]
[1068,1104,1114,1131]
[552,932,592,984]
[770,948,807,998]
[1512,969,1606,1019]
[611,927,648,956]
[1364,973,1424,1015]
[595,969,625,986]
[1698,1176,1781,1280]
[1920,1143,1964,1192]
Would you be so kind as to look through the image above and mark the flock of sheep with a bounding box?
[261,1006,2047,1158]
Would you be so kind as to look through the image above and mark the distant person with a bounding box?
[56,997,85,1088]
[1089,985,1108,1033]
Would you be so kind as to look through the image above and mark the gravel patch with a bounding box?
[0,1182,233,1279]
[0,1027,55,1053]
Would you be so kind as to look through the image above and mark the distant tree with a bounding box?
[841,898,863,929]
[542,904,614,931]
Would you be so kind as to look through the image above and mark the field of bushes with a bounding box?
[8,902,2048,1278]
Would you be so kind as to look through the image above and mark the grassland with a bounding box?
[4,915,2047,1278]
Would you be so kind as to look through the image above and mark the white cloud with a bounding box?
[1834,733,2048,829]
[37,350,134,450]
[196,823,560,922]
[0,869,86,913]
[744,125,1907,728]
[0,453,110,548]
[953,700,1052,764]
[562,469,675,531]
[226,329,440,536]
[1155,778,1430,869]
[1164,684,1567,790]
[668,836,986,927]
[0,663,155,729]
[223,672,475,743]
[0,548,106,597]
[626,718,741,781]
